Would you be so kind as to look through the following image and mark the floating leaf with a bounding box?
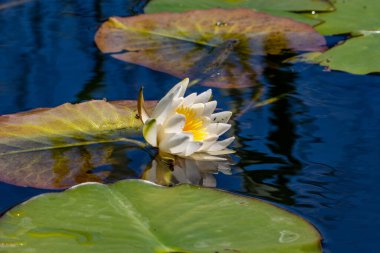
[292,0,380,74]
[95,9,326,88]
[294,34,380,74]
[0,100,155,189]
[145,0,334,25]
[305,0,380,35]
[0,180,322,253]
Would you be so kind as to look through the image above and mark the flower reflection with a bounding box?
[142,153,233,187]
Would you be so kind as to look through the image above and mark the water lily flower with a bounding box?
[138,78,234,157]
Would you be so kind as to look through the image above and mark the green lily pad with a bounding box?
[145,0,333,13]
[292,0,380,74]
[95,9,326,88]
[306,0,380,35]
[145,0,334,25]
[295,34,380,74]
[0,180,322,253]
[0,100,155,189]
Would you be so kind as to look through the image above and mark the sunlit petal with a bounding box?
[163,114,186,133]
[189,103,205,116]
[211,111,232,123]
[194,89,212,104]
[208,137,235,151]
[152,78,188,121]
[143,118,158,147]
[160,133,191,154]
[183,93,197,106]
[207,123,231,136]
[184,142,202,156]
[199,135,218,151]
[203,101,217,116]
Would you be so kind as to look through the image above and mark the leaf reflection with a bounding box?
[142,154,233,187]
[0,144,114,189]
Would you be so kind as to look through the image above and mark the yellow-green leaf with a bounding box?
[0,100,155,189]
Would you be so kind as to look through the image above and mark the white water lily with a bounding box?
[138,78,234,157]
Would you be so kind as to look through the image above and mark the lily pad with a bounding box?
[306,0,380,35]
[95,9,326,88]
[0,180,322,253]
[295,34,380,75]
[292,0,380,74]
[0,100,155,189]
[145,0,334,25]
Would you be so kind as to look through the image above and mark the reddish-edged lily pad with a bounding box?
[0,100,156,189]
[95,9,326,88]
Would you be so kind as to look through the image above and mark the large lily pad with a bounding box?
[295,33,380,75]
[307,0,380,35]
[294,0,380,74]
[145,0,334,25]
[95,9,326,88]
[0,180,322,253]
[0,100,155,189]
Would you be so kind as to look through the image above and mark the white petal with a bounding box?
[163,114,186,133]
[184,142,202,156]
[207,123,231,136]
[194,89,212,103]
[190,103,205,116]
[143,118,157,147]
[165,78,189,100]
[203,101,217,116]
[155,97,183,125]
[175,78,189,98]
[207,137,235,151]
[151,78,188,121]
[159,133,190,154]
[198,135,218,151]
[204,134,218,141]
[183,93,197,106]
[211,111,232,123]
[152,91,176,121]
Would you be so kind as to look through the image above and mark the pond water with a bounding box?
[0,1,379,253]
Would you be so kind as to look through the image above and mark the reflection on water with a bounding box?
[142,153,233,187]
[0,0,150,114]
[1,1,380,252]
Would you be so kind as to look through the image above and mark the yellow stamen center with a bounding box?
[176,106,207,141]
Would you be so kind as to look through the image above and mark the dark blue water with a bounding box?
[0,1,379,252]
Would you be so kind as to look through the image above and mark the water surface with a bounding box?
[0,1,379,252]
